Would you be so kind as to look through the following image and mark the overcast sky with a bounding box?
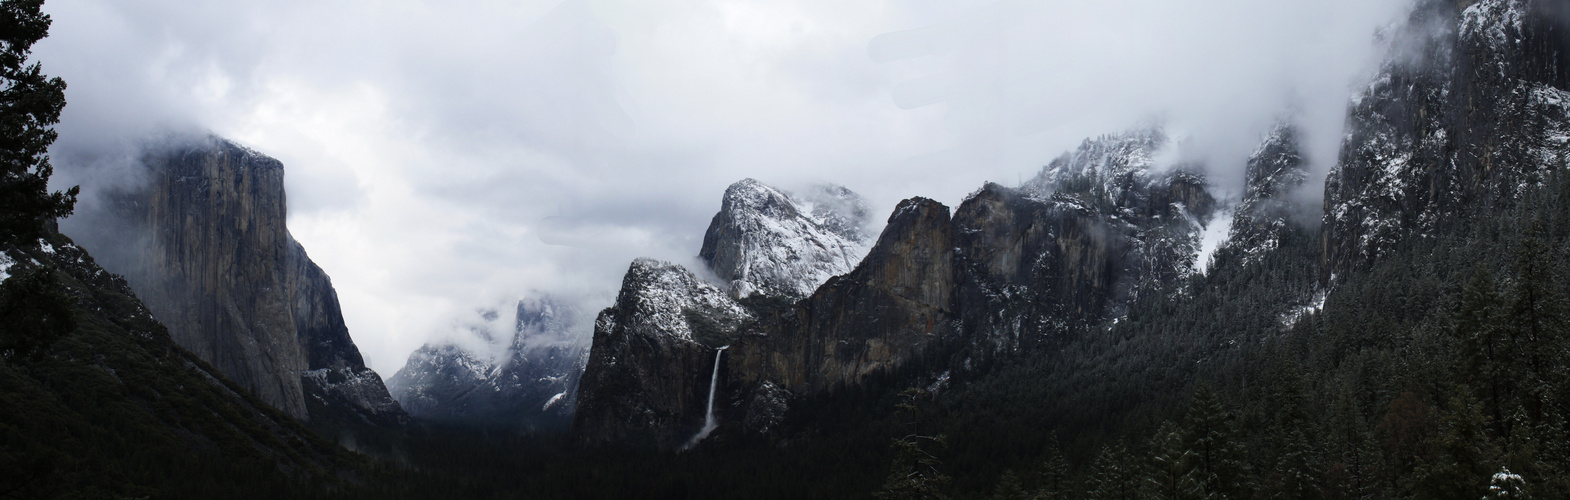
[37,0,1409,374]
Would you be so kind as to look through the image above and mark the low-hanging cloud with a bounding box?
[38,0,1407,373]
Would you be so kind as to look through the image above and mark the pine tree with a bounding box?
[0,264,73,360]
[1087,441,1140,500]
[1271,428,1321,499]
[0,0,76,363]
[875,388,951,500]
[991,470,1028,500]
[1183,384,1249,498]
[0,0,77,247]
[1508,222,1564,428]
[1413,391,1500,500]
[1323,384,1382,500]
[875,434,952,500]
[1484,467,1528,499]
[1145,421,1201,500]
[1454,267,1516,439]
[1034,434,1072,500]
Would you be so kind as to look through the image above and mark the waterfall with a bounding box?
[681,345,729,451]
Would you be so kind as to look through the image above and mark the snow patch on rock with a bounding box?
[622,259,754,345]
[1195,209,1233,275]
[701,179,872,299]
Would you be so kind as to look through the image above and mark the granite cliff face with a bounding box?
[572,259,751,447]
[387,297,588,432]
[731,197,957,394]
[965,129,1217,347]
[68,136,406,426]
[575,147,1226,446]
[699,179,871,299]
[1227,124,1312,264]
[1323,0,1570,278]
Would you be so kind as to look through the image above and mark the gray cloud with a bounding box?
[37,0,1407,372]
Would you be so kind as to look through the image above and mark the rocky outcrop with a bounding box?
[575,132,1230,448]
[67,136,406,426]
[995,130,1218,336]
[572,259,751,447]
[699,179,870,299]
[732,197,957,393]
[387,297,588,432]
[951,184,1125,351]
[1227,124,1311,264]
[575,199,952,448]
[1323,0,1570,278]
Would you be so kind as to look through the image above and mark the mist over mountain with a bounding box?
[33,0,1412,375]
[9,0,1570,498]
[386,296,590,432]
[59,135,407,433]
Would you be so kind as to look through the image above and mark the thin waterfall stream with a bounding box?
[681,345,729,451]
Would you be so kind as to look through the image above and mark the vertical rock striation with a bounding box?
[1323,0,1570,278]
[572,259,751,447]
[732,197,957,394]
[70,136,405,426]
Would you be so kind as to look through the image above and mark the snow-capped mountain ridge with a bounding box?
[386,296,589,431]
[700,179,872,299]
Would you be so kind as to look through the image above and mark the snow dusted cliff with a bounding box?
[387,297,589,431]
[1323,0,1570,277]
[573,259,752,447]
[699,179,871,299]
[1018,128,1219,313]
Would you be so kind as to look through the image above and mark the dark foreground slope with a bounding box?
[0,228,366,499]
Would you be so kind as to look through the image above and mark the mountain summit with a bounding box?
[699,179,872,299]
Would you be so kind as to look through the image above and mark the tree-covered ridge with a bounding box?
[923,171,1570,500]
[0,230,369,499]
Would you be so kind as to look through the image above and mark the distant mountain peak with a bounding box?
[699,179,871,299]
[386,295,589,431]
[1022,127,1168,199]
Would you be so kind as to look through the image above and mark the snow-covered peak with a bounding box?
[719,179,803,226]
[1227,123,1310,266]
[385,294,591,428]
[700,179,871,299]
[512,295,586,351]
[620,258,754,345]
[1021,127,1166,200]
[796,183,873,243]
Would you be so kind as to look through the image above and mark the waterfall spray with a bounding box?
[681,345,729,451]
